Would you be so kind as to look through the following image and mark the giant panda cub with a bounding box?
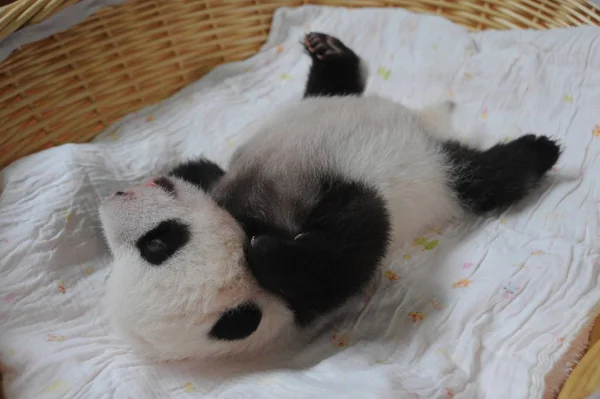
[100,33,561,361]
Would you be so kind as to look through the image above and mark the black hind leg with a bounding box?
[303,32,367,98]
[444,134,561,214]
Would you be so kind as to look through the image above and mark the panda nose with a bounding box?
[115,191,125,196]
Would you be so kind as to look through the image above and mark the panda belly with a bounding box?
[226,95,461,250]
[377,160,462,251]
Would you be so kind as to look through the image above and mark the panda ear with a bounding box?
[209,302,262,341]
[168,158,225,191]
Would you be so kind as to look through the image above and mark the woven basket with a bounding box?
[1,0,600,169]
[1,1,600,399]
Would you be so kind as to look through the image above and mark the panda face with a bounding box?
[99,176,293,360]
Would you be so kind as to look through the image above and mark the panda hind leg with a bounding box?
[444,134,561,214]
[302,32,368,98]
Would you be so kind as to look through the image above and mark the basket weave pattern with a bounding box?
[0,0,599,168]
[0,0,79,41]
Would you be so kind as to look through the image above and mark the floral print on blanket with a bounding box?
[4,293,16,303]
[430,297,447,310]
[183,382,195,393]
[408,312,425,323]
[384,270,399,281]
[412,236,439,251]
[376,66,392,80]
[44,379,70,395]
[502,283,520,300]
[331,331,350,347]
[481,107,488,119]
[47,334,66,342]
[452,279,472,288]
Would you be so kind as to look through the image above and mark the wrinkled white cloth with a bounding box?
[1,5,600,399]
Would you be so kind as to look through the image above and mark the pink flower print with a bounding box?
[58,280,66,294]
[503,283,520,299]
[430,297,446,310]
[3,293,16,303]
[331,331,350,347]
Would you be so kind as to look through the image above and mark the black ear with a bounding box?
[209,302,262,341]
[168,158,225,191]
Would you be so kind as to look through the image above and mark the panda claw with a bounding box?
[303,32,350,61]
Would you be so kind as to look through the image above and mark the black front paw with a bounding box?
[246,235,291,294]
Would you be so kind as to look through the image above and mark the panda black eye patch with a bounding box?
[136,219,190,266]
[209,302,262,341]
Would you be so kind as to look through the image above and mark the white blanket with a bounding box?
[2,6,600,399]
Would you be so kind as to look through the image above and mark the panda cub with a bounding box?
[100,33,561,361]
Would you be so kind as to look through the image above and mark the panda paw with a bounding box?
[303,32,355,62]
[246,235,290,293]
[508,134,561,176]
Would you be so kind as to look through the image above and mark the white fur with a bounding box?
[100,178,293,360]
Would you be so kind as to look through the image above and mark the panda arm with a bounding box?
[168,158,225,191]
[245,177,391,326]
[303,32,368,98]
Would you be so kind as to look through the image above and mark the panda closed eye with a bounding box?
[136,219,190,266]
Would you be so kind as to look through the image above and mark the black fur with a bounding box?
[154,176,176,195]
[215,171,307,240]
[444,134,561,214]
[209,302,263,341]
[168,158,225,191]
[136,219,190,266]
[244,176,391,326]
[303,32,366,98]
